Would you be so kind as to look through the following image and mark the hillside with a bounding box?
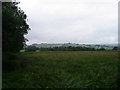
[28,43,117,50]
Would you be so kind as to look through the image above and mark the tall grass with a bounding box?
[3,51,118,88]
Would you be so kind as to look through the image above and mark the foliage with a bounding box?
[97,48,106,51]
[2,2,30,52]
[2,52,27,72]
[113,47,118,50]
[25,45,103,51]
[25,45,39,52]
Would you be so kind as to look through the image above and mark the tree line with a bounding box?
[25,45,108,52]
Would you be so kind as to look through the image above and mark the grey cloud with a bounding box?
[19,0,118,45]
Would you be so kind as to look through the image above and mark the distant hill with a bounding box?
[26,43,118,50]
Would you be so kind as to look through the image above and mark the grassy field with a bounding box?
[3,51,118,88]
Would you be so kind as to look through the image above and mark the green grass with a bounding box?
[3,51,118,88]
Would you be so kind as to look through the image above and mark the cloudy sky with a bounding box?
[18,0,118,45]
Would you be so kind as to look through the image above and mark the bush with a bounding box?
[2,52,18,72]
[25,46,39,52]
[2,52,27,72]
[113,47,118,50]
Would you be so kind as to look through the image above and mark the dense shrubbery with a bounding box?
[2,53,27,72]
[25,45,39,52]
[112,47,118,50]
[2,52,18,72]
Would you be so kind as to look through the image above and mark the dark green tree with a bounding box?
[25,45,39,52]
[2,2,30,52]
[113,47,118,50]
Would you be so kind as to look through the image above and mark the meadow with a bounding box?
[3,51,118,88]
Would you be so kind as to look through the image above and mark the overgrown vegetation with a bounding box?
[3,51,118,88]
[2,1,118,89]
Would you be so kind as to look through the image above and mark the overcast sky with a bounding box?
[18,0,118,45]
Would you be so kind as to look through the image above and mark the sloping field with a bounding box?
[3,51,118,88]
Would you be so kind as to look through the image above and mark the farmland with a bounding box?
[3,51,118,88]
